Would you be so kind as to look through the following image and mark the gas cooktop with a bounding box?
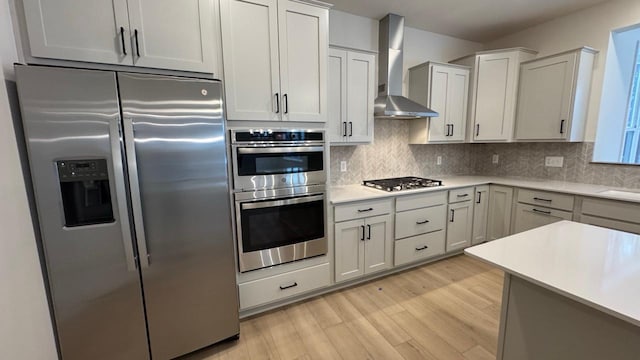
[363,177,443,192]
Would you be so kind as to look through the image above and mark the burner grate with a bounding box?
[363,176,443,192]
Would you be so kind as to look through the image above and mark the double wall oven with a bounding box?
[231,130,327,272]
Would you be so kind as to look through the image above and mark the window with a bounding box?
[621,42,640,163]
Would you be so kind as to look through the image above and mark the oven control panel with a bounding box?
[233,130,323,143]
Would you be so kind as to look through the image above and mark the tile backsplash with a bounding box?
[330,119,640,189]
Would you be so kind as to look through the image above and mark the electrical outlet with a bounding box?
[545,156,564,168]
[492,154,499,164]
[436,156,442,165]
[340,161,347,172]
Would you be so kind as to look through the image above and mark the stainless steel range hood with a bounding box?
[375,14,438,119]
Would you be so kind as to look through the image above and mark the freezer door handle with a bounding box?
[110,118,138,271]
[123,117,150,269]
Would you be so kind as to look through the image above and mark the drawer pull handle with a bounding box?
[533,197,552,202]
[415,245,429,251]
[358,208,374,213]
[416,220,430,225]
[532,208,552,215]
[457,194,469,198]
[279,282,298,290]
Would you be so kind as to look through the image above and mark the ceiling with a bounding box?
[329,0,609,42]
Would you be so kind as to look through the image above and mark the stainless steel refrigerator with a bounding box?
[15,65,239,360]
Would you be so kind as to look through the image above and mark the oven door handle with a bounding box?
[236,146,324,155]
[241,194,324,210]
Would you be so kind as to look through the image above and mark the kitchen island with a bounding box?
[465,221,640,360]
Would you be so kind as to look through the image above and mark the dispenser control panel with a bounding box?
[57,160,109,182]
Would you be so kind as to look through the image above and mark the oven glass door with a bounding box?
[235,146,324,177]
[239,194,325,253]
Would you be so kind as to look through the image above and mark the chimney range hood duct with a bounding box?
[375,14,438,119]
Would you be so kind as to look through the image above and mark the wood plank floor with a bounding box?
[184,255,503,360]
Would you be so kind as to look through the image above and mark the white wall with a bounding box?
[0,1,58,359]
[486,0,640,142]
[329,10,483,95]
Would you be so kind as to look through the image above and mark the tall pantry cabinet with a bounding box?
[220,0,329,122]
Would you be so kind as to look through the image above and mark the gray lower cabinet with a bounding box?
[487,185,514,240]
[334,214,393,283]
[513,203,573,233]
[447,200,474,251]
[472,185,490,245]
[578,197,640,234]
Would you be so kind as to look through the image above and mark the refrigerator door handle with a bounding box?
[123,117,150,269]
[110,118,138,271]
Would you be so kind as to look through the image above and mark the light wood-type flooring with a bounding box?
[184,255,503,360]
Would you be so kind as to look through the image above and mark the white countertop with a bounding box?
[330,176,640,204]
[465,221,640,327]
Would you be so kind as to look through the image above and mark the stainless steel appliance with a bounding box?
[231,129,327,272]
[16,65,239,360]
[363,177,443,192]
[230,129,326,191]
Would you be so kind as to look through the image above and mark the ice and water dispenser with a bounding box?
[56,159,114,227]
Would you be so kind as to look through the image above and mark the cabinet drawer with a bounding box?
[449,187,474,203]
[514,203,573,233]
[396,191,447,212]
[581,198,640,224]
[517,189,574,211]
[579,215,640,235]
[395,205,446,239]
[335,199,392,222]
[238,263,330,310]
[394,231,445,266]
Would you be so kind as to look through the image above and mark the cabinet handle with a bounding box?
[357,208,373,213]
[343,122,347,137]
[533,197,552,202]
[457,194,469,198]
[366,224,371,240]
[476,192,482,204]
[415,245,429,251]
[560,119,565,134]
[445,124,450,136]
[275,93,280,114]
[283,94,288,114]
[134,29,141,57]
[475,124,480,137]
[279,282,298,290]
[360,225,365,241]
[532,208,552,215]
[120,27,127,56]
[349,122,353,137]
[450,209,455,222]
[416,219,430,225]
[451,124,454,136]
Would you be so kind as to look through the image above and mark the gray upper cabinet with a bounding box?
[22,0,216,73]
[514,47,597,142]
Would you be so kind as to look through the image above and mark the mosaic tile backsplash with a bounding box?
[330,119,640,189]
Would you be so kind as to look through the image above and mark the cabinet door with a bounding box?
[364,214,393,275]
[487,185,514,240]
[472,185,489,245]
[334,219,365,283]
[447,67,469,141]
[278,0,328,122]
[513,204,573,233]
[447,201,473,252]
[22,0,133,65]
[328,48,347,143]
[126,0,215,72]
[474,52,517,141]
[427,64,449,142]
[515,53,576,140]
[347,51,375,142]
[220,0,281,121]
